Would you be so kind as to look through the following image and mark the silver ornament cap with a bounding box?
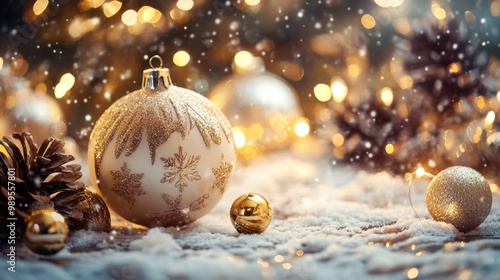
[142,55,173,90]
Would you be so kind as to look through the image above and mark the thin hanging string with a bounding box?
[408,170,435,218]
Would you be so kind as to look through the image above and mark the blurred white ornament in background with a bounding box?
[208,53,308,161]
[0,90,66,143]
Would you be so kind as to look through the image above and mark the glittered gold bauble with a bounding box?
[230,193,272,234]
[23,210,69,255]
[426,166,492,232]
[88,56,236,228]
[207,57,306,159]
[0,91,66,143]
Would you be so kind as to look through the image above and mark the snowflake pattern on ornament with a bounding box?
[212,154,233,195]
[147,194,210,227]
[160,146,202,192]
[110,162,147,209]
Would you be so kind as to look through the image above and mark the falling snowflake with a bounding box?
[147,193,210,227]
[110,162,147,209]
[160,146,202,192]
[212,154,233,195]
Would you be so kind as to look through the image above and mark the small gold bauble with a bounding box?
[426,166,492,232]
[23,210,69,255]
[230,193,272,234]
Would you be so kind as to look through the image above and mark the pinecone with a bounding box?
[0,133,87,236]
[396,15,490,116]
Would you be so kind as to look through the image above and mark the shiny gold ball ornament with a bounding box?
[230,193,272,234]
[207,57,306,160]
[426,166,492,232]
[23,210,69,255]
[0,90,66,143]
[88,56,236,228]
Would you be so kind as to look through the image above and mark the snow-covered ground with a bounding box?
[3,151,500,280]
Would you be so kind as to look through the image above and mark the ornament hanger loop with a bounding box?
[149,55,163,68]
[408,170,435,218]
[143,55,172,90]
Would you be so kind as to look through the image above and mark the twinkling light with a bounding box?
[232,127,246,148]
[314,83,332,102]
[361,14,376,29]
[61,73,75,89]
[176,0,194,11]
[245,0,261,6]
[331,78,348,103]
[173,50,190,67]
[138,6,156,23]
[485,111,495,127]
[415,167,425,178]
[432,3,447,20]
[294,118,310,138]
[234,51,254,69]
[380,87,394,106]
[407,268,419,279]
[0,57,3,69]
[274,255,284,263]
[282,263,292,270]
[332,133,345,147]
[102,1,122,18]
[33,0,49,16]
[121,9,138,26]
[398,75,413,89]
[347,63,360,78]
[476,96,485,110]
[69,17,100,39]
[55,73,75,99]
[55,83,69,99]
[448,62,462,74]
[385,143,394,154]
[374,0,405,8]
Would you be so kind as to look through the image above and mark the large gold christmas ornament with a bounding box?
[0,91,66,143]
[426,166,492,232]
[88,56,236,228]
[207,55,307,160]
[230,193,272,234]
[23,210,69,255]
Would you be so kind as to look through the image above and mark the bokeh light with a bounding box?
[33,0,49,16]
[314,83,332,102]
[177,0,194,11]
[121,9,138,26]
[294,118,310,138]
[234,51,254,69]
[380,87,394,106]
[102,1,122,18]
[331,78,348,103]
[173,50,190,67]
[361,14,376,29]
